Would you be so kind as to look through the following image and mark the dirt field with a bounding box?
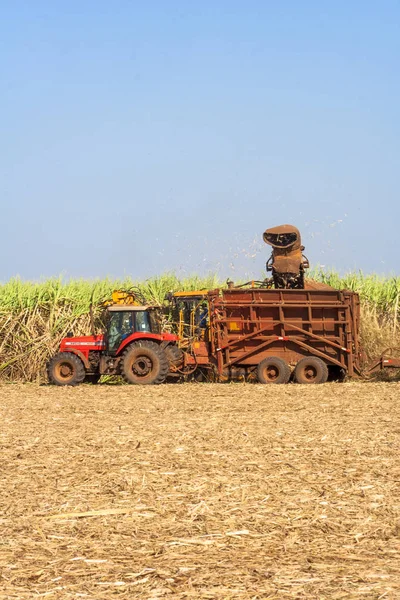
[1,383,400,599]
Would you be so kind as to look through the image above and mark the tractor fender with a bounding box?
[116,333,166,356]
[63,349,90,370]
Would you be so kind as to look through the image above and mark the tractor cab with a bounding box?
[105,305,162,355]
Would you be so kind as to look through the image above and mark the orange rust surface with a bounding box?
[304,279,336,290]
[263,224,303,274]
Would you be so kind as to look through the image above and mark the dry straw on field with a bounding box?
[0,272,399,382]
[1,382,400,598]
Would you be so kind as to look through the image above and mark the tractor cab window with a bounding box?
[107,311,133,354]
[135,311,151,333]
[149,310,161,334]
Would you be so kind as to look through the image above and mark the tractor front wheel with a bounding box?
[47,352,86,386]
[121,341,169,385]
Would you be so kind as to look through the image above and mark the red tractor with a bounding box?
[47,291,180,386]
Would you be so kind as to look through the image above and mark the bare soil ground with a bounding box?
[1,382,400,599]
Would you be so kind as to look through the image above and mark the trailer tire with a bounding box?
[47,352,86,386]
[121,341,169,385]
[294,357,328,384]
[257,357,291,384]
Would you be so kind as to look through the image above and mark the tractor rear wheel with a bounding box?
[294,357,328,384]
[257,357,291,384]
[165,345,184,369]
[121,341,169,385]
[47,352,86,386]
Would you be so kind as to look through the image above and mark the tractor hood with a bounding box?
[60,335,105,351]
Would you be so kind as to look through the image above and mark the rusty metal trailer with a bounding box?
[184,287,363,383]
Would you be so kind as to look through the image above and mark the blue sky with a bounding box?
[1,1,399,280]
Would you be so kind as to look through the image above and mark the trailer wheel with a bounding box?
[121,341,169,385]
[294,357,328,384]
[257,357,291,384]
[47,352,86,386]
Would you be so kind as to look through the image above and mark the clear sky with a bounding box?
[1,1,399,281]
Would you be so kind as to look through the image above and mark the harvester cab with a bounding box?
[169,291,209,344]
[263,224,309,289]
[47,289,180,386]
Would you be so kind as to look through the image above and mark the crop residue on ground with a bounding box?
[1,382,399,598]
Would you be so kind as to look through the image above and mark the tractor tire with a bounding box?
[165,344,184,368]
[47,352,86,386]
[294,357,328,384]
[257,357,291,384]
[121,341,169,385]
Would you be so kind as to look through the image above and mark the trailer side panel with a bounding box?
[207,288,361,376]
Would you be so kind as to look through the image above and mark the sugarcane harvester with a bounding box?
[263,224,309,289]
